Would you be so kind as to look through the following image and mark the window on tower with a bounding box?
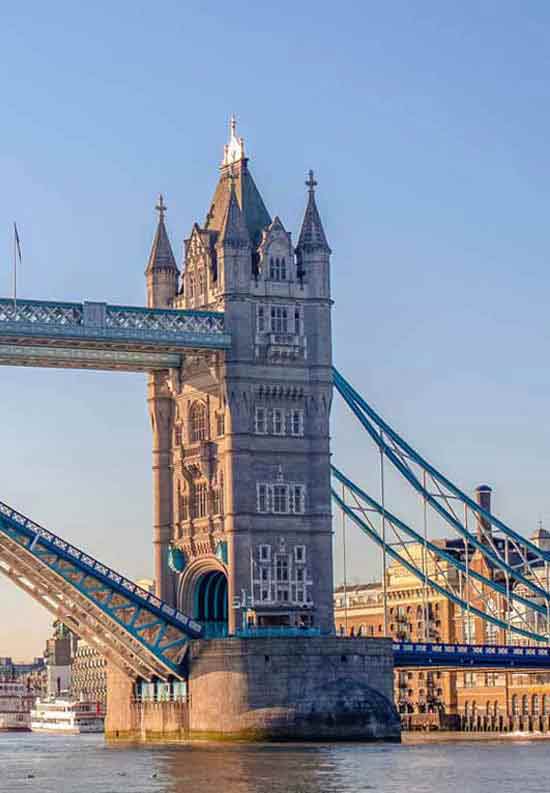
[269,256,287,281]
[193,481,208,518]
[189,402,207,443]
[270,306,288,333]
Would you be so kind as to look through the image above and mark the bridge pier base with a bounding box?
[105,637,399,742]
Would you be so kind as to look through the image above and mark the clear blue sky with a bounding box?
[1,1,550,658]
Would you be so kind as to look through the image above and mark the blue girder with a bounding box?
[394,641,550,669]
[0,500,203,676]
[333,368,550,603]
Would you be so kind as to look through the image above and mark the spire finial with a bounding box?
[306,169,317,195]
[156,194,166,221]
[223,115,245,166]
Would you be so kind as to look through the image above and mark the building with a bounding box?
[334,485,550,731]
[146,118,334,635]
[71,640,107,704]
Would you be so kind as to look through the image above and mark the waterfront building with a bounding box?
[333,485,550,730]
[71,640,107,705]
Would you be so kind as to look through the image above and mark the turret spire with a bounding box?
[146,195,178,274]
[218,168,251,248]
[297,170,331,254]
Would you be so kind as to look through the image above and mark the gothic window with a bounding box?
[522,695,529,715]
[181,489,189,521]
[512,695,519,715]
[193,481,208,518]
[544,695,550,714]
[198,269,205,294]
[216,412,225,436]
[294,545,306,563]
[259,544,271,562]
[257,304,265,333]
[294,307,302,335]
[257,484,270,513]
[533,695,540,715]
[269,256,287,281]
[273,485,288,514]
[188,274,195,299]
[174,424,182,446]
[270,306,288,333]
[256,483,306,515]
[255,406,267,434]
[272,408,284,435]
[290,409,304,437]
[290,485,305,514]
[189,402,207,443]
[275,556,288,582]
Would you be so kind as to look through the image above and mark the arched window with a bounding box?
[543,694,550,715]
[512,695,519,715]
[471,701,477,715]
[522,695,529,715]
[188,273,195,299]
[189,402,207,442]
[493,700,499,716]
[533,694,540,715]
[464,701,470,716]
[486,701,491,716]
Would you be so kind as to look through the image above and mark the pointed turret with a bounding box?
[296,171,331,254]
[218,172,251,249]
[205,117,271,247]
[296,172,331,298]
[146,195,179,308]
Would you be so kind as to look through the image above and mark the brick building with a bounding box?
[333,486,550,731]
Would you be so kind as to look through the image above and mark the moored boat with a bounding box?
[30,698,104,734]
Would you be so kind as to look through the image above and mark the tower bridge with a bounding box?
[0,118,548,741]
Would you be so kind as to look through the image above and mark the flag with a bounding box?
[13,222,22,264]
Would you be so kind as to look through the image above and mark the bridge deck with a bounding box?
[0,298,231,371]
[393,641,550,669]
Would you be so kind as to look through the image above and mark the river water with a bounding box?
[0,733,547,793]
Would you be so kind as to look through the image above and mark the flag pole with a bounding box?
[13,222,17,315]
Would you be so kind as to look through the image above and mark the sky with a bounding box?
[1,1,550,659]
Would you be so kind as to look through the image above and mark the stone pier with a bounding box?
[105,636,400,742]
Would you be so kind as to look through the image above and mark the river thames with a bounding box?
[0,733,547,793]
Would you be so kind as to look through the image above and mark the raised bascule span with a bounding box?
[0,499,202,681]
[0,120,548,740]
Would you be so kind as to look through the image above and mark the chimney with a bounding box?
[475,484,492,542]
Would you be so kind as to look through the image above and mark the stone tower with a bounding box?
[146,119,334,633]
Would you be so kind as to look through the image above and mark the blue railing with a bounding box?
[0,298,231,350]
[393,641,550,668]
[235,627,321,639]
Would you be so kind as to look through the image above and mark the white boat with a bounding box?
[0,679,33,731]
[30,698,104,734]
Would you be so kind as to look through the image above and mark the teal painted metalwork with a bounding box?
[0,500,203,678]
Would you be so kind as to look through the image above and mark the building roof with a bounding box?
[204,119,271,247]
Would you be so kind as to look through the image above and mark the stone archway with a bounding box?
[178,556,228,638]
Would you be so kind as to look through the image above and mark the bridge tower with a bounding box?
[146,119,335,633]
